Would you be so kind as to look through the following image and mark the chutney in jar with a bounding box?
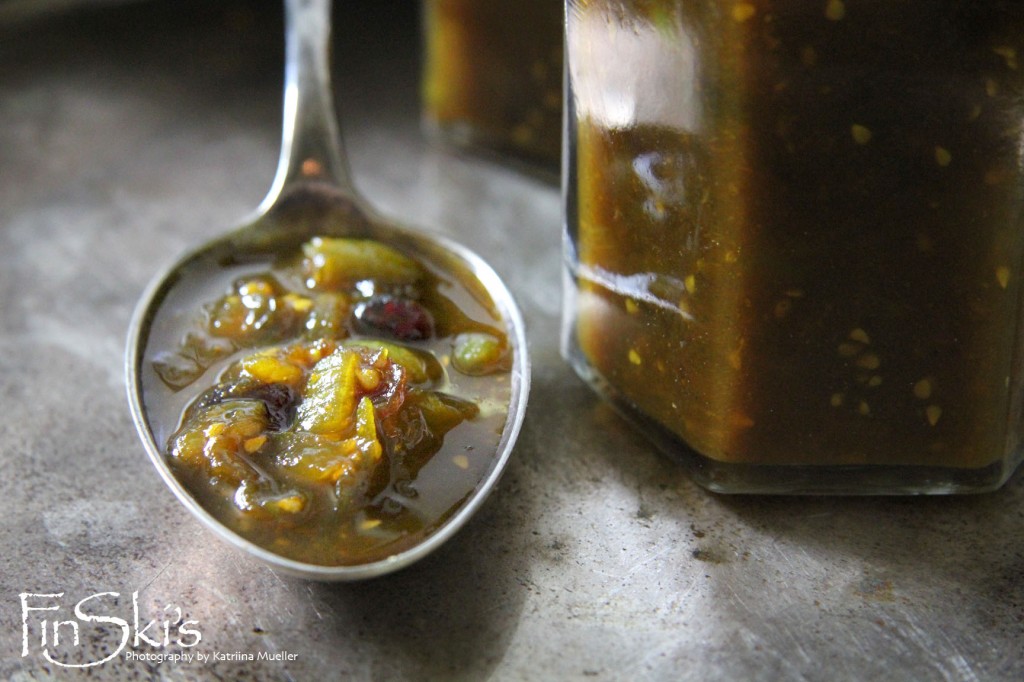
[564,0,1024,492]
[422,0,563,173]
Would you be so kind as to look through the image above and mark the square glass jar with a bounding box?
[563,0,1024,493]
[421,0,563,176]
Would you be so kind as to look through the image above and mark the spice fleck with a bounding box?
[849,328,871,344]
[913,379,933,400]
[996,266,1011,289]
[856,353,880,370]
[838,342,862,358]
[851,124,872,145]
[825,0,846,21]
[732,3,757,22]
[994,46,1018,70]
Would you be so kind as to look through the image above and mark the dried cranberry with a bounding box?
[353,296,434,341]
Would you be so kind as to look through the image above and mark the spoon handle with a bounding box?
[262,0,355,211]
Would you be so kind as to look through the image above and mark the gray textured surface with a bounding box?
[1,2,1022,680]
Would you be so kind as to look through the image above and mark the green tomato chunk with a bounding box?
[452,332,507,376]
[303,237,422,289]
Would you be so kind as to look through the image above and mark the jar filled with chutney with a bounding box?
[421,0,563,176]
[563,0,1024,493]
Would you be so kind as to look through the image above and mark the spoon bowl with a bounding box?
[125,0,528,580]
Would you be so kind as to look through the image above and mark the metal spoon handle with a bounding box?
[261,0,355,211]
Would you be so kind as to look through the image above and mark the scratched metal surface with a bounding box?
[0,2,1022,680]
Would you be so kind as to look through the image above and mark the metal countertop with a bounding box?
[1,2,1021,680]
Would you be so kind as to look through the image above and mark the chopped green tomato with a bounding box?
[377,391,480,471]
[354,396,383,463]
[183,331,233,366]
[274,433,368,484]
[240,353,304,386]
[207,276,289,341]
[152,351,203,390]
[170,399,269,486]
[303,292,350,339]
[336,397,385,507]
[452,332,508,376]
[297,349,360,435]
[272,399,383,507]
[340,338,443,384]
[207,294,252,338]
[302,237,422,289]
[416,392,480,434]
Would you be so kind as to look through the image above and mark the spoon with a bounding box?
[124,0,529,580]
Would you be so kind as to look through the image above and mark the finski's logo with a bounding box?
[19,591,201,669]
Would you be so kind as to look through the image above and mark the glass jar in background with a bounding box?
[421,0,563,177]
[563,0,1024,493]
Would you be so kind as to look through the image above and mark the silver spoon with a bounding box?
[124,0,529,580]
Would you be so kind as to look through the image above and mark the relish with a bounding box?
[422,0,563,173]
[153,235,511,564]
[565,0,1024,492]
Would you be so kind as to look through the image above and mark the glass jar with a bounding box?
[563,0,1024,493]
[421,0,563,176]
